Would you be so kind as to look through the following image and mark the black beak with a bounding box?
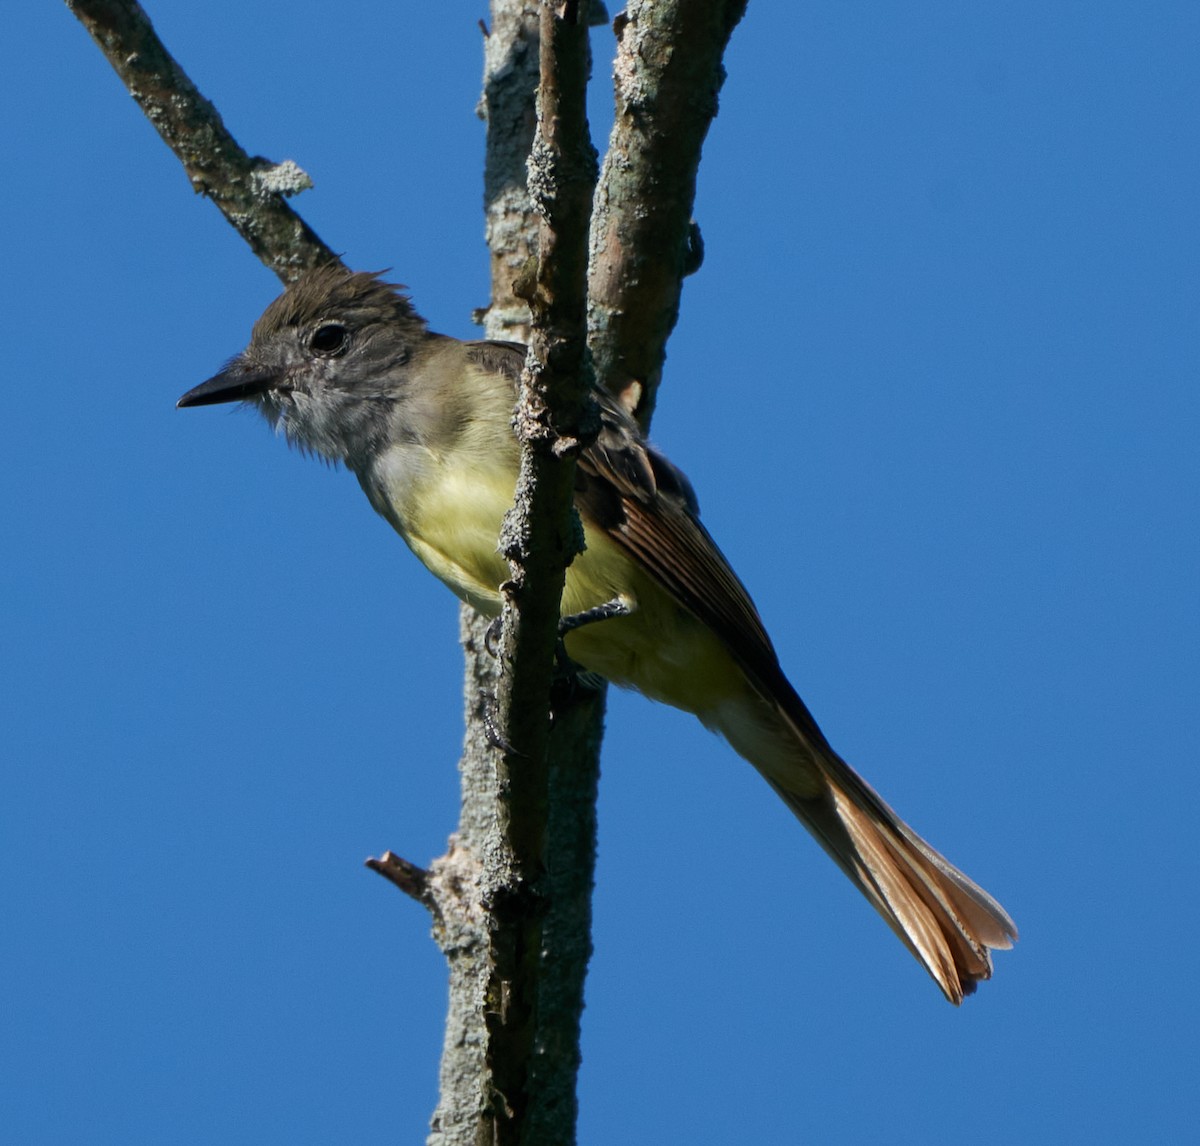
[177,358,280,408]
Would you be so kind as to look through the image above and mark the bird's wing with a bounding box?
[463,339,830,748]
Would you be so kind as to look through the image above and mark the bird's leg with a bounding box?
[557,597,632,636]
[484,597,630,660]
[554,597,631,675]
[549,598,631,719]
[480,689,527,757]
[483,614,504,659]
[482,599,630,726]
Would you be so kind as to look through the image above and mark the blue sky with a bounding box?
[4,3,1197,1142]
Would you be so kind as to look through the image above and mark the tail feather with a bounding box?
[827,781,983,999]
[771,749,1017,1004]
[714,675,1017,1004]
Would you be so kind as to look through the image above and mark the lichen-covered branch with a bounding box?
[68,2,745,1142]
[587,0,748,425]
[496,0,599,798]
[477,2,541,339]
[428,3,605,1144]
[484,2,599,1140]
[65,0,333,282]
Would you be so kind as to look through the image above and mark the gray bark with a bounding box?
[425,5,606,1143]
[588,0,748,425]
[66,0,335,283]
[67,1,748,1141]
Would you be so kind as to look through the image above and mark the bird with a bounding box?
[179,262,1017,1003]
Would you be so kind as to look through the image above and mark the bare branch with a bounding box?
[425,5,550,1139]
[68,4,744,1141]
[65,0,334,282]
[477,4,540,340]
[494,0,598,815]
[429,4,605,1141]
[365,851,436,911]
[485,3,599,1141]
[587,0,748,425]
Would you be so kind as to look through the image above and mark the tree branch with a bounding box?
[68,3,747,1141]
[365,850,436,912]
[428,4,606,1144]
[65,0,334,282]
[587,0,748,424]
[483,3,599,1140]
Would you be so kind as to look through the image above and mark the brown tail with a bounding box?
[770,742,1017,1004]
[713,672,1017,1004]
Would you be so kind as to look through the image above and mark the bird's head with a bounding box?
[179,264,427,468]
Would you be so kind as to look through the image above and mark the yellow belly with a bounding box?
[368,444,744,719]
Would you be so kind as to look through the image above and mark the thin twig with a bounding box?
[66,0,335,282]
[365,851,435,909]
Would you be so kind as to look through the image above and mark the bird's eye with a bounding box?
[309,323,349,357]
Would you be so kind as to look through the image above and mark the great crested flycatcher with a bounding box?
[179,264,1016,1003]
